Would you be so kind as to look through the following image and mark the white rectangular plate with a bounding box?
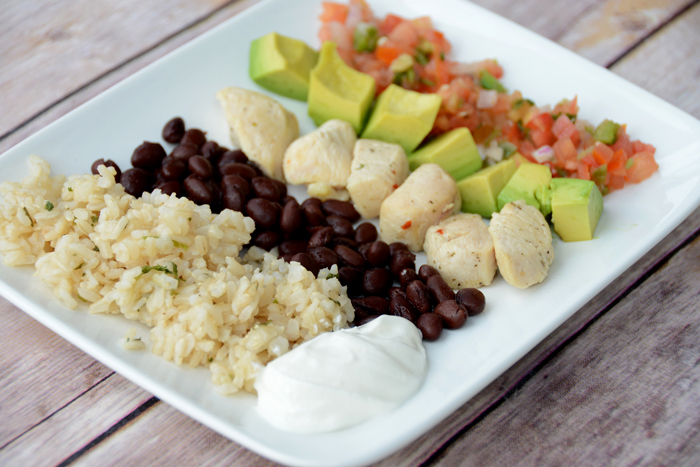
[2,0,700,466]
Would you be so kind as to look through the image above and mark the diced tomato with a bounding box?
[423,29,452,54]
[320,2,349,23]
[552,96,579,116]
[632,140,656,156]
[611,125,633,156]
[375,44,402,65]
[577,161,591,181]
[608,149,628,176]
[625,150,659,183]
[526,113,556,148]
[518,141,536,160]
[553,137,577,165]
[388,20,420,48]
[380,14,404,34]
[552,114,580,146]
[608,175,625,192]
[592,142,614,165]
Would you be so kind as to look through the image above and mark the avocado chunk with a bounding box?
[457,158,517,218]
[308,42,376,133]
[497,163,552,213]
[249,33,319,101]
[361,84,441,153]
[593,119,620,145]
[408,128,482,180]
[550,178,603,242]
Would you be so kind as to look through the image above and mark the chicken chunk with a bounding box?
[216,87,298,181]
[346,139,409,219]
[283,119,356,189]
[424,213,496,288]
[488,200,554,288]
[379,164,461,252]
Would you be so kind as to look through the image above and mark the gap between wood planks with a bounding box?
[605,0,700,68]
[0,0,246,145]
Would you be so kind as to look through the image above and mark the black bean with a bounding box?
[171,143,199,161]
[399,268,419,289]
[132,142,166,170]
[355,222,378,244]
[282,195,296,205]
[251,177,283,202]
[389,242,409,256]
[426,275,455,304]
[308,226,335,248]
[201,141,221,163]
[279,240,308,256]
[183,175,213,205]
[307,246,339,270]
[362,268,393,296]
[247,162,265,177]
[220,162,257,180]
[329,237,358,250]
[390,295,419,323]
[406,280,431,314]
[161,158,188,181]
[390,249,416,276]
[326,215,354,238]
[218,149,248,167]
[321,200,360,222]
[434,300,467,329]
[271,179,287,199]
[334,245,365,268]
[419,264,440,283]
[180,128,207,148]
[162,117,185,143]
[121,168,153,197]
[364,241,391,268]
[245,198,280,230]
[91,159,122,183]
[156,180,183,197]
[281,253,295,263]
[290,253,319,276]
[416,313,443,341]
[338,266,364,289]
[280,199,303,234]
[302,203,326,227]
[388,286,406,301]
[456,288,486,316]
[253,231,282,251]
[188,156,213,180]
[221,174,251,198]
[222,185,246,211]
[356,315,380,326]
[351,296,390,315]
[301,197,322,209]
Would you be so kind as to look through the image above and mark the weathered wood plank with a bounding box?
[428,219,700,466]
[613,2,700,118]
[0,0,262,156]
[0,302,113,447]
[0,0,232,139]
[0,375,152,467]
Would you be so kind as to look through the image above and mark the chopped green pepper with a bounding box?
[353,23,379,52]
[593,119,620,145]
[479,70,507,93]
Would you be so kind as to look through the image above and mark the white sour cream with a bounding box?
[255,315,428,433]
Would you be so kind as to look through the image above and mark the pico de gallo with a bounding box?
[318,0,659,194]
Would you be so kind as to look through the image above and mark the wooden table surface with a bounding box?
[1,0,700,466]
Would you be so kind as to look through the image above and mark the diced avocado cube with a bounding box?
[308,42,376,133]
[249,32,319,101]
[361,84,442,153]
[593,119,620,145]
[535,185,552,217]
[510,151,532,167]
[408,128,482,180]
[457,158,517,218]
[497,163,552,213]
[550,178,603,242]
[479,70,507,93]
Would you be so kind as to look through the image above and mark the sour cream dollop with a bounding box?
[255,315,428,433]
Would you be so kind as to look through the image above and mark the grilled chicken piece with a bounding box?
[424,213,496,288]
[346,139,409,219]
[216,87,298,181]
[488,200,554,288]
[282,119,356,188]
[379,164,461,252]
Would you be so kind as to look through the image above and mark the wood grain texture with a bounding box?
[0,0,230,139]
[429,228,700,466]
[0,0,698,466]
[0,375,152,467]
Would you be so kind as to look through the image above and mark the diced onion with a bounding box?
[532,145,554,163]
[484,144,504,162]
[476,90,498,109]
